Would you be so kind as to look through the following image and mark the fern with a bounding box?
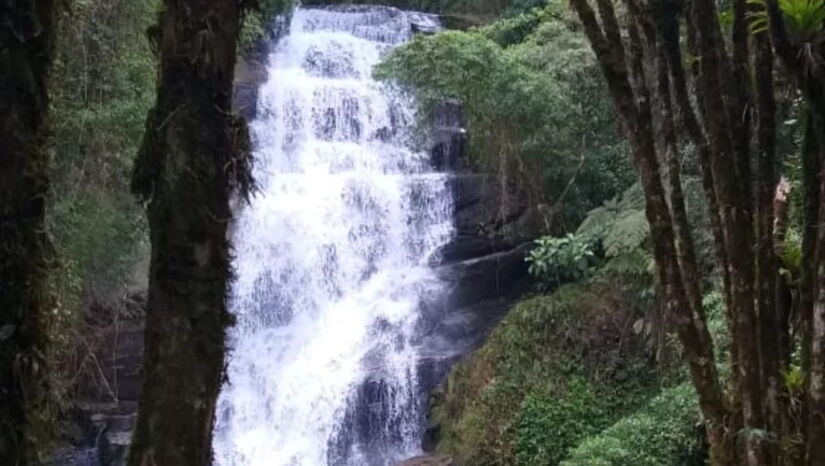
[599,249,653,277]
[616,183,646,211]
[577,183,649,258]
[576,201,618,238]
[604,209,649,257]
[780,0,825,39]
[530,184,651,286]
[747,0,770,35]
[749,0,825,39]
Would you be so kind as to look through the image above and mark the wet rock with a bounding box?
[51,300,146,466]
[233,54,268,121]
[397,455,453,466]
[437,243,531,310]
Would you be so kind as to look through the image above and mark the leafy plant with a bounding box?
[526,233,597,286]
[779,0,825,39]
[240,0,295,51]
[432,280,659,465]
[746,0,825,39]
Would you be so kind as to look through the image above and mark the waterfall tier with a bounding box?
[214,7,452,466]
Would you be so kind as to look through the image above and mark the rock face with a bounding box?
[90,318,144,466]
[48,295,145,466]
[396,455,453,465]
[408,102,543,457]
[417,101,539,374]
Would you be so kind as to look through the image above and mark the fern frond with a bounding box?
[604,209,648,257]
[616,183,645,211]
[576,204,617,237]
[599,249,653,277]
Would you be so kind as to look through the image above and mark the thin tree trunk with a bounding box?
[127,1,250,464]
[688,0,768,461]
[643,0,711,360]
[658,6,740,402]
[807,102,825,463]
[764,4,825,459]
[730,0,753,207]
[0,2,57,464]
[569,0,731,462]
[754,26,782,465]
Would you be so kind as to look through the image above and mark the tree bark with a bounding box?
[127,1,250,464]
[754,26,782,465]
[569,0,731,462]
[687,0,768,462]
[810,167,825,465]
[658,4,740,397]
[0,2,57,464]
[764,2,825,460]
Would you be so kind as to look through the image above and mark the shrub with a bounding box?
[431,280,658,464]
[561,384,703,466]
[514,378,607,465]
[526,233,597,287]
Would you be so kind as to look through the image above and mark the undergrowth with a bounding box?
[431,280,661,465]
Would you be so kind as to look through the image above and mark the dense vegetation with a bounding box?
[376,6,634,230]
[47,0,156,406]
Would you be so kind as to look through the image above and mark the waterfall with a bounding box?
[214,6,452,466]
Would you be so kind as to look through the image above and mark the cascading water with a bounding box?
[214,6,452,466]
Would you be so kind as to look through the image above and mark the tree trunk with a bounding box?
[0,2,57,464]
[753,26,782,465]
[127,1,250,464]
[658,4,740,400]
[765,2,825,459]
[687,0,768,462]
[810,174,825,465]
[569,0,732,462]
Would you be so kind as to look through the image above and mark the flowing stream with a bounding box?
[214,6,453,466]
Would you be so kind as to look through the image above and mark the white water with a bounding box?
[214,7,452,466]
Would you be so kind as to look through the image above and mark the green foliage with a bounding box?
[526,233,597,287]
[514,379,608,465]
[778,0,825,39]
[577,183,647,258]
[703,291,730,356]
[479,4,548,45]
[240,0,295,51]
[780,226,804,274]
[561,384,703,466]
[746,0,825,39]
[569,183,654,281]
[46,0,157,412]
[49,0,155,298]
[433,279,658,464]
[375,7,633,228]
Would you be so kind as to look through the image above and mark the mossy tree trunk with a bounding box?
[127,0,251,464]
[0,2,57,464]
